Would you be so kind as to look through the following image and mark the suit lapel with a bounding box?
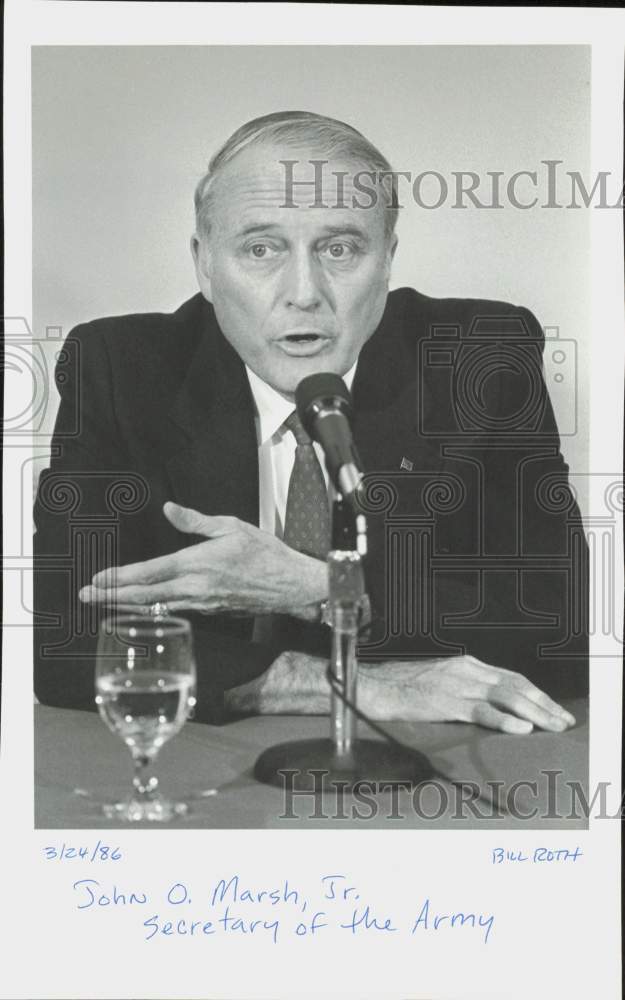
[352,290,444,482]
[162,289,443,530]
[164,301,259,528]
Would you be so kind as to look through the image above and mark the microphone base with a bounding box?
[253,738,434,793]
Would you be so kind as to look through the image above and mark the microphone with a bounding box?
[295,372,363,500]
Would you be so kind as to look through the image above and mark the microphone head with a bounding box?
[295,372,353,437]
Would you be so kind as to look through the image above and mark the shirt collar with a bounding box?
[246,361,358,446]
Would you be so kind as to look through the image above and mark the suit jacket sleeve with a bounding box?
[358,301,588,700]
[33,323,278,724]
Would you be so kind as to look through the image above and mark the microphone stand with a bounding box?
[254,500,434,793]
[327,505,367,761]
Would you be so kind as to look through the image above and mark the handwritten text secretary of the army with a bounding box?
[71,873,496,945]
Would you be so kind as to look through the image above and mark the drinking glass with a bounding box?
[95,614,197,821]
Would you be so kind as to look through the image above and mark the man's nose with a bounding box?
[282,250,325,310]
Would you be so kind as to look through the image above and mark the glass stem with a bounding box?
[131,753,159,800]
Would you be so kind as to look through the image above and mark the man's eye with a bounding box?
[245,242,282,259]
[323,243,356,260]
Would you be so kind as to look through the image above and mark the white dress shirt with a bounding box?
[245,363,358,539]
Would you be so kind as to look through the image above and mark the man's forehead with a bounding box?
[209,142,386,234]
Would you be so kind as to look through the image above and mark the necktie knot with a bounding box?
[284,410,311,447]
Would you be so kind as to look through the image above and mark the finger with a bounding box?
[471,702,534,735]
[502,674,575,725]
[163,501,237,538]
[91,552,182,588]
[468,659,576,726]
[488,684,573,733]
[79,578,192,606]
[79,596,205,617]
[98,602,154,616]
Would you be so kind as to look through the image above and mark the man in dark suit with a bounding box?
[34,111,587,732]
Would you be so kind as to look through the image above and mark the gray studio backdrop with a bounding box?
[32,45,590,509]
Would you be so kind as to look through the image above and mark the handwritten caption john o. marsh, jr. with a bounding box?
[70,873,496,944]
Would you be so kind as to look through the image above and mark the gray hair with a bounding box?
[194,110,398,241]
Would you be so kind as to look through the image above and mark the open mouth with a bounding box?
[285,333,322,343]
[277,332,332,356]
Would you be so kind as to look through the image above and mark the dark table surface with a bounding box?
[35,698,588,830]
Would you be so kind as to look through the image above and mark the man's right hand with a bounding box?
[225,652,576,735]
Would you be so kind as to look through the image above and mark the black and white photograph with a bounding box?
[31,43,592,827]
[2,4,623,999]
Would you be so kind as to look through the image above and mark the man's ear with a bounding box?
[190,233,212,300]
[384,232,398,279]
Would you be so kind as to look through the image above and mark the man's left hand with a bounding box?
[78,501,327,619]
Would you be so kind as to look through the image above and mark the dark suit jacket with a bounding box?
[34,287,588,722]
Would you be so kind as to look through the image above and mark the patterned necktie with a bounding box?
[282,410,331,560]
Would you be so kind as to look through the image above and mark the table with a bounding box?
[35,699,588,829]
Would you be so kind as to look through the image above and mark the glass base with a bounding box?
[102,793,189,822]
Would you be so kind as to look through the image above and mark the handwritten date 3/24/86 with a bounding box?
[492,846,583,864]
[43,842,122,862]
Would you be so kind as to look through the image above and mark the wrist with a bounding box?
[225,651,330,715]
[286,552,328,620]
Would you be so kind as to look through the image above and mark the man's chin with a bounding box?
[266,355,350,398]
[278,356,349,397]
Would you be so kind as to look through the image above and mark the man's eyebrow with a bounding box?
[316,224,371,242]
[236,223,283,237]
[234,222,371,241]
